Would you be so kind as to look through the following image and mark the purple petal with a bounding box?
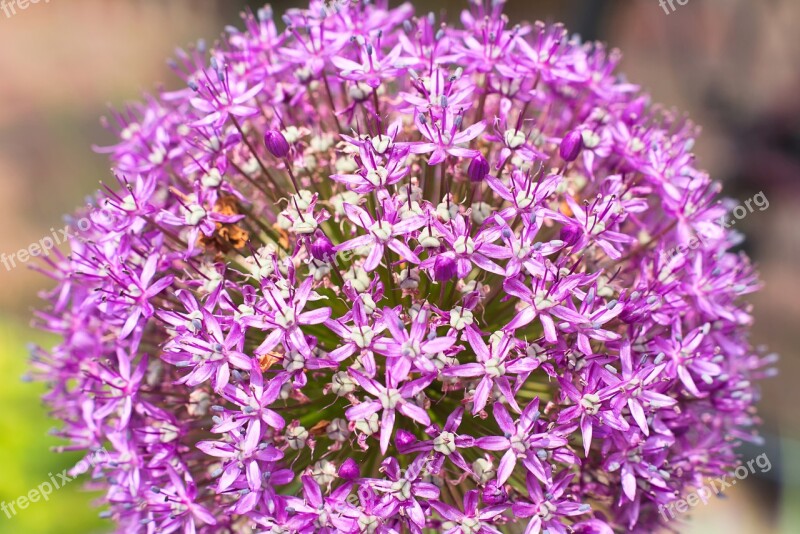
[475,436,511,451]
[397,401,431,426]
[496,449,517,485]
[345,400,381,421]
[379,408,396,454]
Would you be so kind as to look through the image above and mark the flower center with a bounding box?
[390,478,413,500]
[580,393,601,415]
[352,326,375,348]
[366,166,389,187]
[485,357,506,377]
[379,388,402,410]
[434,431,457,455]
[453,236,475,255]
[276,308,296,328]
[370,220,393,242]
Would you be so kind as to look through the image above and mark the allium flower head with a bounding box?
[32,1,776,532]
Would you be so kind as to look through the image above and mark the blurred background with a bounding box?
[0,1,797,532]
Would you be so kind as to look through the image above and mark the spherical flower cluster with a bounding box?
[32,1,775,532]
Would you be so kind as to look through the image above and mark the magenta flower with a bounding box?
[442,329,532,414]
[162,310,253,391]
[254,277,332,358]
[404,406,476,476]
[332,41,404,88]
[117,253,174,338]
[331,140,409,193]
[422,213,511,277]
[410,111,486,165]
[430,490,508,534]
[196,433,283,493]
[369,456,440,529]
[189,60,263,128]
[556,370,631,456]
[373,306,456,376]
[345,370,433,454]
[336,201,425,272]
[324,300,384,373]
[31,1,774,532]
[151,466,218,532]
[475,402,572,486]
[513,472,591,534]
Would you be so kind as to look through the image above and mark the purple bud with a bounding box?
[622,97,648,126]
[310,232,335,262]
[433,255,457,282]
[482,481,508,505]
[395,429,416,451]
[338,458,360,480]
[467,154,490,183]
[264,130,290,158]
[571,519,613,534]
[559,129,583,162]
[560,224,581,247]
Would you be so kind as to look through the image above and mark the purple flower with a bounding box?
[151,467,217,532]
[345,370,433,454]
[404,406,476,475]
[372,306,456,376]
[475,402,572,486]
[31,1,773,532]
[189,61,263,128]
[217,371,287,432]
[420,213,511,278]
[335,201,424,271]
[557,368,631,456]
[332,40,404,88]
[513,472,592,534]
[430,490,508,534]
[117,254,174,339]
[196,433,283,493]
[442,329,534,414]
[254,277,332,358]
[369,456,440,529]
[410,113,486,165]
[162,310,253,392]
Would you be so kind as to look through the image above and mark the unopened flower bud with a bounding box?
[560,129,583,162]
[395,429,416,452]
[560,224,581,246]
[622,97,648,126]
[339,457,360,480]
[310,232,335,262]
[264,130,290,158]
[482,481,508,505]
[468,154,490,183]
[433,255,458,282]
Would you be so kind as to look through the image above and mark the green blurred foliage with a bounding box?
[0,319,108,534]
